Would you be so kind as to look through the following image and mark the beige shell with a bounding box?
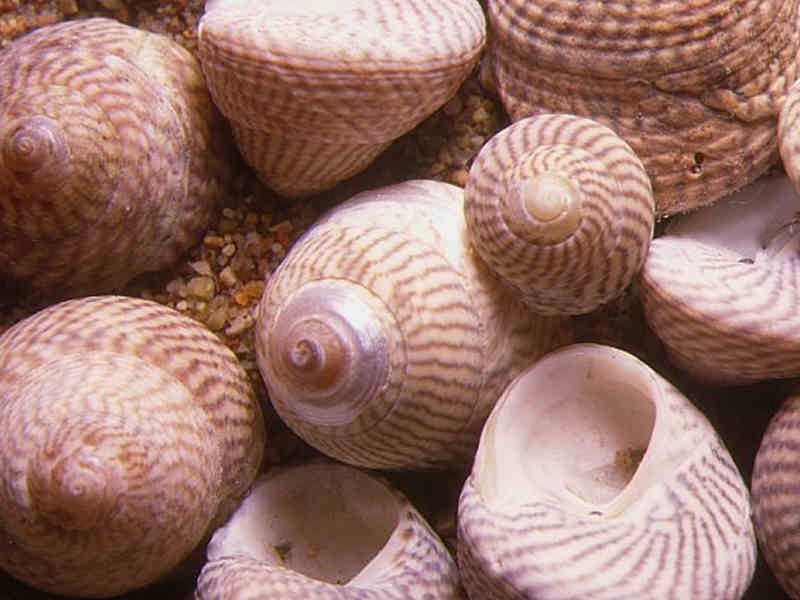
[0,17,232,298]
[752,387,800,599]
[779,76,800,193]
[457,343,756,600]
[0,295,265,598]
[197,0,485,198]
[640,171,800,386]
[196,460,464,599]
[485,0,800,216]
[255,179,571,470]
[464,113,654,315]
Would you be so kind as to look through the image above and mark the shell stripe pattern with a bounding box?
[779,77,800,190]
[640,237,800,385]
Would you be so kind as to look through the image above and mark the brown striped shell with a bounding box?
[752,387,800,600]
[779,77,800,193]
[197,0,485,198]
[254,180,571,470]
[464,113,654,315]
[457,343,756,600]
[0,18,232,298]
[0,295,265,598]
[640,172,800,386]
[485,0,800,216]
[196,460,464,599]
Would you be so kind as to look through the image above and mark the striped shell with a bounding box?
[197,0,485,198]
[779,77,800,193]
[0,18,231,298]
[196,460,464,599]
[486,0,800,216]
[752,387,800,599]
[0,296,265,598]
[254,180,571,470]
[457,343,756,600]
[640,172,800,386]
[464,113,654,315]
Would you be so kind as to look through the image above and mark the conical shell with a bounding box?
[457,343,756,600]
[464,113,654,315]
[255,179,571,470]
[486,0,800,216]
[0,18,232,298]
[196,460,464,599]
[197,0,485,197]
[0,295,265,598]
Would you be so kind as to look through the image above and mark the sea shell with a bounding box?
[464,113,654,315]
[457,343,756,600]
[0,295,265,598]
[779,77,800,193]
[254,179,571,470]
[752,386,800,600]
[485,0,800,216]
[640,171,800,386]
[197,0,485,198]
[196,460,464,599]
[0,17,232,298]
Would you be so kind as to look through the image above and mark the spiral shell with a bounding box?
[485,0,800,216]
[464,113,654,315]
[197,0,485,197]
[457,343,756,600]
[255,179,571,470]
[640,171,800,385]
[0,295,265,597]
[196,460,463,599]
[0,18,232,297]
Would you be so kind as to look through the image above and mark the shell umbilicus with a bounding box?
[0,295,265,598]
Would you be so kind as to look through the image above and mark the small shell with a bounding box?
[197,0,485,197]
[0,295,265,597]
[640,172,800,385]
[752,387,800,599]
[486,0,800,216]
[457,343,756,600]
[0,18,232,297]
[255,180,571,470]
[196,460,464,599]
[464,113,654,315]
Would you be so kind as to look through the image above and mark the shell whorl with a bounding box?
[464,113,655,315]
[1,116,69,177]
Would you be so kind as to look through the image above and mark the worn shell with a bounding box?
[255,179,571,470]
[0,295,265,598]
[457,343,756,600]
[464,113,654,315]
[486,0,800,216]
[196,460,464,599]
[0,17,232,298]
[640,171,800,386]
[197,0,485,197]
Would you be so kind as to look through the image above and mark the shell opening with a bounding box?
[206,462,401,586]
[1,115,69,175]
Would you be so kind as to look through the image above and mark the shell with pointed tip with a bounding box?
[464,113,654,315]
[0,17,232,298]
[0,295,265,598]
[457,343,756,600]
[197,0,485,198]
[255,179,571,470]
[196,460,464,599]
[485,0,800,216]
[640,172,800,386]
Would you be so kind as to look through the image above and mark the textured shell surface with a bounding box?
[464,113,654,315]
[640,171,800,385]
[196,460,464,599]
[457,343,756,600]
[197,0,486,197]
[255,179,571,470]
[0,17,231,298]
[0,295,265,598]
[486,0,800,216]
[778,76,800,194]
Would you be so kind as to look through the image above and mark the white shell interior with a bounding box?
[477,344,657,515]
[206,461,403,586]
